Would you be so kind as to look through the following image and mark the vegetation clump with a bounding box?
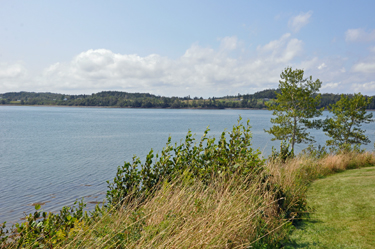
[106,117,264,206]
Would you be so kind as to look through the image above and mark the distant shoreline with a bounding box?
[0,104,268,110]
[1,104,374,111]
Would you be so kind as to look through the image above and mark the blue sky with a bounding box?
[1,0,374,97]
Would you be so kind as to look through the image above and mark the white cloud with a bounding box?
[345,28,375,42]
[2,32,375,97]
[258,33,291,52]
[0,62,31,92]
[28,33,304,97]
[257,33,303,63]
[351,46,375,74]
[0,62,27,79]
[321,82,340,90]
[352,62,375,73]
[219,36,238,51]
[352,82,375,93]
[288,11,312,33]
[318,63,327,70]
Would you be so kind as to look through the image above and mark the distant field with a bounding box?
[286,166,375,248]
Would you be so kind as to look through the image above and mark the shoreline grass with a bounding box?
[1,150,375,248]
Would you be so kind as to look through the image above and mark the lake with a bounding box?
[1,106,374,224]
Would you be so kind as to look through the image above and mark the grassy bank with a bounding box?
[1,121,375,248]
[285,166,375,248]
[59,152,375,248]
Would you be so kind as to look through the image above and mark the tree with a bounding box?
[265,67,323,152]
[323,93,374,149]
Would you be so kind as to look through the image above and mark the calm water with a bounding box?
[1,106,374,224]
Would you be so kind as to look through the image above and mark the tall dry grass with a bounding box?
[267,151,375,185]
[60,172,291,248]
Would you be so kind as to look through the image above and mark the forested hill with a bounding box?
[1,89,374,109]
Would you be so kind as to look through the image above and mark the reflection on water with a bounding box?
[0,106,374,224]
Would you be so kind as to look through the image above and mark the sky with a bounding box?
[0,0,375,98]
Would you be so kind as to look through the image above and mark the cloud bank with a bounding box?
[1,32,375,97]
[0,34,307,97]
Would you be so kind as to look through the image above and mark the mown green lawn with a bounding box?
[285,166,375,248]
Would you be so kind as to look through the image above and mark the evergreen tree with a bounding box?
[323,93,374,149]
[265,67,323,152]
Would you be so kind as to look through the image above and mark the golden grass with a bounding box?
[61,173,289,248]
[320,151,375,172]
[268,151,375,187]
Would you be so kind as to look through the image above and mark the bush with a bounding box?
[269,141,294,163]
[106,117,265,207]
[0,200,105,248]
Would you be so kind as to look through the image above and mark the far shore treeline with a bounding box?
[1,89,375,109]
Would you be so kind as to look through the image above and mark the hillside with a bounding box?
[1,89,374,109]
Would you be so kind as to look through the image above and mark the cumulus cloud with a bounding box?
[257,33,303,63]
[352,62,375,73]
[351,48,375,74]
[0,62,27,79]
[352,82,375,93]
[288,11,312,33]
[219,36,238,51]
[321,82,340,90]
[0,62,30,92]
[2,32,375,97]
[345,28,375,42]
[28,34,304,97]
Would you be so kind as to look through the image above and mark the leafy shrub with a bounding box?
[269,141,294,163]
[106,117,265,207]
[300,144,328,159]
[0,199,102,248]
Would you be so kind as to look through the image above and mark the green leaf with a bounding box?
[35,204,41,210]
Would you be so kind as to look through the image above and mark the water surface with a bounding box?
[1,106,374,224]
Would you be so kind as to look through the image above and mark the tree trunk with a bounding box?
[292,117,297,152]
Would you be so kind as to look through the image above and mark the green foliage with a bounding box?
[300,144,328,159]
[265,67,323,152]
[2,89,375,110]
[0,222,9,246]
[106,117,265,206]
[323,93,374,150]
[0,199,102,248]
[0,90,274,109]
[270,141,294,163]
